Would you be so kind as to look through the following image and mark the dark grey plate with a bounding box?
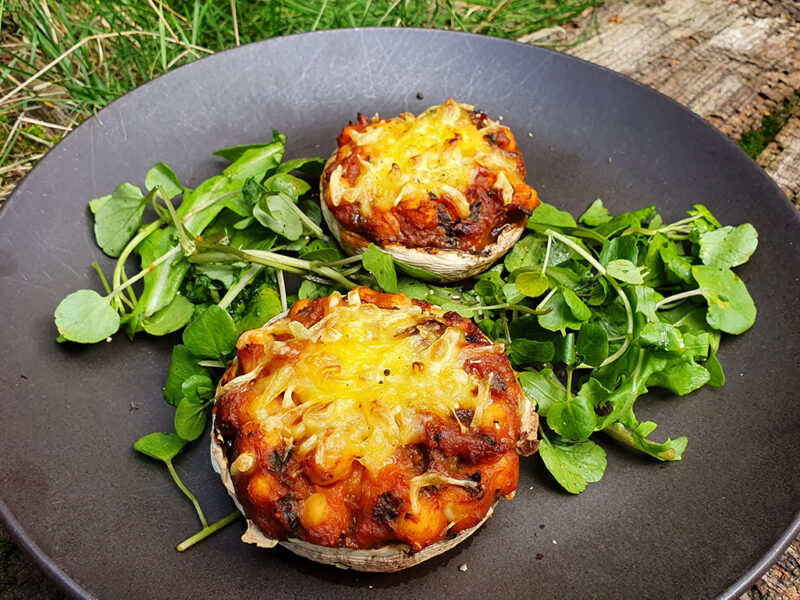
[1,28,798,600]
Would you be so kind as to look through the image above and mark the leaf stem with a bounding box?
[217,264,262,310]
[278,194,326,239]
[461,303,549,316]
[602,422,679,461]
[277,269,288,312]
[157,188,195,255]
[164,458,207,528]
[197,359,226,368]
[542,234,553,275]
[176,510,241,552]
[111,221,162,309]
[184,190,241,219]
[500,312,511,343]
[655,288,704,309]
[108,246,183,300]
[536,286,558,312]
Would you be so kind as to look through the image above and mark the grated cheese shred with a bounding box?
[237,293,499,474]
[332,100,523,218]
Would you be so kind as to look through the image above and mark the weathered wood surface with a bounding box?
[525,1,800,597]
[522,0,800,205]
[1,2,798,599]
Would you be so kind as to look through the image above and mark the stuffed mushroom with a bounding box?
[211,287,539,571]
[320,99,540,282]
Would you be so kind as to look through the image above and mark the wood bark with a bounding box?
[521,0,800,205]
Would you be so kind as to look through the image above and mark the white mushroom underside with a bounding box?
[320,195,526,283]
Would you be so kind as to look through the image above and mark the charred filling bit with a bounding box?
[213,288,523,552]
[323,100,539,253]
[373,491,403,526]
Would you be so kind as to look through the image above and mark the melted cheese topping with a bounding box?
[327,99,523,219]
[225,292,497,474]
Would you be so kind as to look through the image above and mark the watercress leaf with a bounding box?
[560,332,577,366]
[682,331,710,361]
[509,339,555,368]
[585,277,608,306]
[145,163,183,199]
[396,277,431,300]
[508,314,545,340]
[174,398,208,441]
[178,175,246,236]
[595,350,666,429]
[579,199,612,226]
[222,143,285,181]
[538,435,607,494]
[164,345,209,406]
[476,317,504,341]
[234,285,283,333]
[631,286,660,322]
[263,172,311,199]
[183,305,238,360]
[230,223,277,252]
[89,194,111,215]
[241,177,264,207]
[643,233,669,287]
[502,282,525,305]
[213,136,284,163]
[54,289,121,343]
[707,347,726,387]
[93,182,147,257]
[607,420,687,461]
[277,156,325,177]
[593,205,656,238]
[253,193,304,241]
[133,432,187,462]
[698,223,758,269]
[606,259,646,285]
[577,377,612,409]
[659,243,693,285]
[692,265,756,334]
[639,322,685,356]
[394,260,442,283]
[299,238,343,262]
[504,234,544,272]
[299,279,331,300]
[299,198,322,226]
[563,288,591,321]
[646,359,710,395]
[515,271,549,298]
[576,322,608,367]
[688,204,722,229]
[181,374,215,403]
[599,236,639,267]
[474,279,500,303]
[546,395,597,442]
[196,263,240,288]
[538,292,584,333]
[126,227,190,335]
[518,369,565,416]
[142,295,194,336]
[362,244,398,293]
[659,303,712,334]
[528,201,577,228]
